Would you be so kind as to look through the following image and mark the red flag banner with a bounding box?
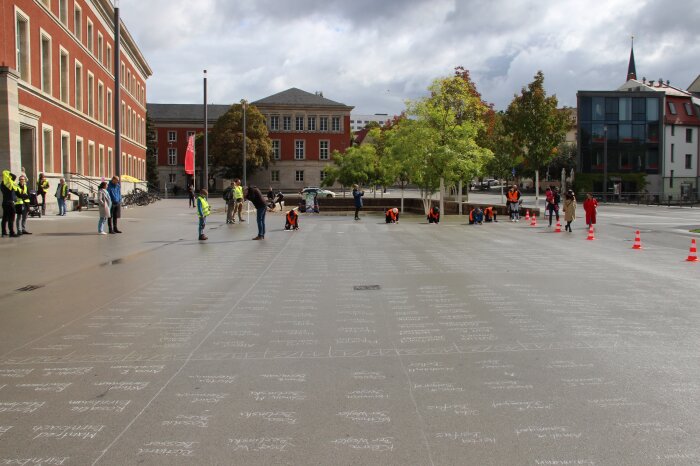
[184,135,195,174]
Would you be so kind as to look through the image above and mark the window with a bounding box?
[671,124,675,136]
[40,32,52,94]
[75,137,83,174]
[106,45,112,72]
[15,10,30,82]
[121,101,125,131]
[42,125,53,173]
[686,154,692,170]
[632,98,645,120]
[294,140,305,160]
[99,145,104,177]
[107,89,112,127]
[272,140,280,160]
[168,148,176,165]
[168,173,176,183]
[59,0,68,25]
[686,128,693,143]
[186,131,195,140]
[320,170,327,181]
[283,116,291,131]
[684,102,694,116]
[88,142,95,176]
[108,148,113,178]
[319,140,329,160]
[592,97,604,121]
[87,72,94,117]
[332,116,340,131]
[295,170,304,182]
[97,32,103,63]
[59,49,69,103]
[74,4,82,40]
[86,19,93,53]
[60,133,70,173]
[97,81,104,122]
[168,131,176,142]
[670,170,674,188]
[671,144,674,163]
[271,170,280,182]
[295,116,304,131]
[74,61,82,111]
[320,116,328,131]
[120,62,125,83]
[269,115,279,131]
[668,102,677,115]
[647,98,659,121]
[605,97,618,120]
[308,116,316,131]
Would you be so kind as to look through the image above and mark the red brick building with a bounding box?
[0,0,151,205]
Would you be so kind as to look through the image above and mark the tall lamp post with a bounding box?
[603,124,608,201]
[241,99,247,187]
[113,0,121,177]
[203,70,208,191]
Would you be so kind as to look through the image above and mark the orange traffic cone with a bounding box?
[555,221,562,233]
[632,230,642,249]
[525,210,530,222]
[586,225,595,240]
[686,239,698,262]
[530,214,537,227]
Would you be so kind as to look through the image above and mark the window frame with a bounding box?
[106,88,112,127]
[332,116,340,132]
[42,124,54,174]
[307,116,316,131]
[294,140,305,160]
[86,18,93,53]
[39,29,52,95]
[168,130,176,142]
[271,170,280,182]
[319,116,328,131]
[97,80,104,122]
[88,141,95,177]
[269,115,279,131]
[73,3,82,41]
[97,31,103,63]
[295,115,304,131]
[668,102,677,115]
[75,136,84,174]
[685,154,692,170]
[86,71,94,117]
[59,47,69,104]
[283,116,291,131]
[319,140,329,160]
[272,140,280,160]
[295,170,304,182]
[60,130,70,174]
[167,148,177,166]
[58,0,68,25]
[15,7,31,83]
[686,128,693,144]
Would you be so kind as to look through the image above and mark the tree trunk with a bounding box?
[535,169,540,211]
[439,177,445,218]
[400,186,405,213]
[458,180,463,216]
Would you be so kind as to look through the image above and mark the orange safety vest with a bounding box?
[507,190,519,202]
[484,206,493,218]
[469,209,474,222]
[386,209,397,221]
[428,207,439,219]
[286,210,297,226]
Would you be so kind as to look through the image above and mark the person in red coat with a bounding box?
[583,193,598,228]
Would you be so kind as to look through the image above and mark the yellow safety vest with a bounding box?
[15,185,28,205]
[197,196,210,217]
[233,185,243,200]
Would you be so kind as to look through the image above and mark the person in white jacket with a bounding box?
[97,181,112,235]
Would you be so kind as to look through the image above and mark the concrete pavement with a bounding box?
[0,200,699,465]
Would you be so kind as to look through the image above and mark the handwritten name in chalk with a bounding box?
[408,362,454,373]
[516,425,583,440]
[586,397,646,408]
[269,339,318,346]
[330,437,394,452]
[69,400,130,413]
[484,381,533,390]
[616,422,688,435]
[435,431,496,445]
[251,391,305,401]
[188,375,236,384]
[396,316,428,322]
[426,404,479,416]
[260,374,306,383]
[0,369,33,378]
[492,400,553,411]
[413,383,464,393]
[110,365,165,375]
[0,402,44,413]
[93,382,149,391]
[89,342,132,349]
[176,393,228,404]
[534,460,595,465]
[561,377,615,387]
[353,371,386,380]
[32,425,104,440]
[346,389,388,400]
[337,411,390,424]
[335,338,378,345]
[228,437,294,452]
[240,412,297,425]
[337,327,375,334]
[42,367,93,376]
[656,453,698,460]
[215,341,256,348]
[16,383,71,393]
[271,329,315,336]
[162,414,211,428]
[546,360,596,369]
[0,457,70,465]
[138,449,194,456]
[476,360,515,370]
[223,330,260,337]
[279,312,315,318]
[32,344,73,351]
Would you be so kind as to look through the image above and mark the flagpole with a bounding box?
[192,135,195,191]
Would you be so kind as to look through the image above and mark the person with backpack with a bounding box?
[223,181,235,224]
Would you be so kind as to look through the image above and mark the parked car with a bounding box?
[301,187,336,198]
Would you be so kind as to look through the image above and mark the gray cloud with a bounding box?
[123,0,700,115]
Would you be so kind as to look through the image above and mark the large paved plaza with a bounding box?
[1,199,700,465]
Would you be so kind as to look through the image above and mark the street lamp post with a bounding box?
[203,70,208,191]
[113,0,121,177]
[603,125,608,201]
[241,99,247,187]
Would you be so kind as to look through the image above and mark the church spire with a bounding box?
[627,35,637,81]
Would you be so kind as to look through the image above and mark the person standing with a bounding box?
[583,193,598,229]
[37,173,49,215]
[2,170,18,237]
[563,190,576,232]
[352,184,364,220]
[233,179,245,223]
[506,185,521,222]
[187,184,195,208]
[546,186,560,227]
[15,175,31,235]
[97,181,112,235]
[223,181,235,224]
[197,188,210,240]
[107,176,122,233]
[245,185,267,240]
[55,178,69,216]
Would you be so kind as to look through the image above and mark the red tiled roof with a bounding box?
[665,96,700,126]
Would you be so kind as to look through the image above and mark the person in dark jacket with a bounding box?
[37,173,49,215]
[1,170,18,237]
[15,175,31,235]
[246,185,267,240]
[106,176,122,234]
[352,184,364,220]
[427,206,440,224]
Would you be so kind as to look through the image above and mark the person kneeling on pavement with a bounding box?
[197,189,210,241]
[285,209,299,230]
[469,207,484,225]
[385,207,399,224]
[427,206,440,224]
[483,206,497,223]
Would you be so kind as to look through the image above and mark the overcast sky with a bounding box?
[122,0,700,115]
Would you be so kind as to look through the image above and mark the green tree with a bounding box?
[208,103,272,180]
[502,71,574,202]
[322,144,378,190]
[145,114,159,189]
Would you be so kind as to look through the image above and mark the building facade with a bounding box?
[350,113,391,132]
[147,103,229,193]
[576,48,700,199]
[0,0,151,206]
[250,88,353,190]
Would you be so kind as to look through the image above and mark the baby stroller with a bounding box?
[27,190,42,218]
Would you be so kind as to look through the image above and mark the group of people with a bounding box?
[1,170,31,237]
[222,179,245,224]
[544,186,598,232]
[196,182,269,241]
